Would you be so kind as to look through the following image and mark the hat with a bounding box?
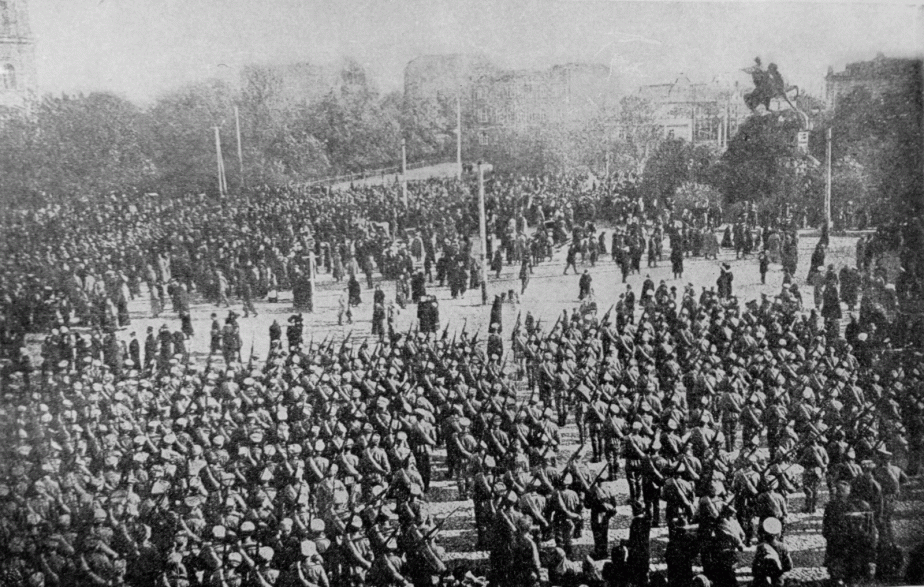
[762,517,782,536]
[300,540,318,557]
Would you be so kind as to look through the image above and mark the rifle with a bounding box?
[339,330,353,356]
[590,461,610,487]
[420,504,464,542]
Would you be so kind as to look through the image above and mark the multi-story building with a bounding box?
[0,0,36,115]
[404,54,497,103]
[635,75,750,149]
[471,63,616,142]
[825,53,922,110]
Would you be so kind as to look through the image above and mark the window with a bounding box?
[0,64,14,90]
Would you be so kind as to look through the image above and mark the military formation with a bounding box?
[2,174,924,587]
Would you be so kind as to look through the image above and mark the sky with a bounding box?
[26,0,924,104]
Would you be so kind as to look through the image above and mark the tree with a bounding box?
[612,96,661,175]
[810,73,923,224]
[0,92,152,202]
[710,112,818,213]
[640,138,718,206]
[147,79,237,194]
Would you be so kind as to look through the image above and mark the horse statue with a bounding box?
[742,58,807,126]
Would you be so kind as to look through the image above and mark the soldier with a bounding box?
[587,475,618,558]
[410,409,437,493]
[851,460,883,527]
[641,445,666,528]
[624,421,648,505]
[627,500,652,587]
[551,473,583,558]
[360,433,391,501]
[799,436,829,513]
[508,515,541,587]
[719,386,743,452]
[666,515,698,587]
[755,476,789,535]
[602,405,626,479]
[471,456,497,549]
[450,417,477,499]
[706,503,746,587]
[873,447,908,543]
[751,517,792,587]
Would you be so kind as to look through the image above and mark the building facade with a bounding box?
[404,54,497,103]
[825,53,922,110]
[471,63,615,141]
[0,0,36,115]
[636,76,750,150]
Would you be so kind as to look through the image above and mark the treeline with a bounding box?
[0,59,457,204]
[638,81,923,224]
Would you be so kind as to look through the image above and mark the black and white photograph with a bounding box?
[1,1,923,586]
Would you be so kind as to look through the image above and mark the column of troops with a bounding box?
[2,282,923,587]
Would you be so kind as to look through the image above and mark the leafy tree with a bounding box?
[640,138,718,205]
[0,92,153,202]
[612,96,661,175]
[809,73,923,223]
[709,110,827,224]
[147,79,237,194]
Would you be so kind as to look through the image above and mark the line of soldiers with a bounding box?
[495,281,923,586]
[2,276,923,587]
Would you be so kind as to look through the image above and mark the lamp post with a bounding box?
[825,128,832,232]
[477,161,488,306]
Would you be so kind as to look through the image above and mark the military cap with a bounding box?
[762,517,782,535]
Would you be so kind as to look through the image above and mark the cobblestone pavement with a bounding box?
[36,228,924,583]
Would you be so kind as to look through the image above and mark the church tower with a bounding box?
[0,0,36,114]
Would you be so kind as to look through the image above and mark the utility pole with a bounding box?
[214,126,227,196]
[456,96,463,180]
[825,127,832,231]
[401,138,408,207]
[234,105,245,190]
[477,161,488,306]
[307,248,316,314]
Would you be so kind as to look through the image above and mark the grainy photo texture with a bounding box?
[0,1,923,586]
